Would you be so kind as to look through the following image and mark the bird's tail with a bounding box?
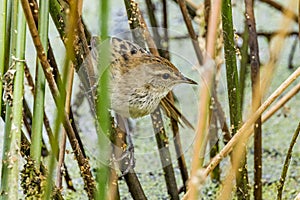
[160,96,194,130]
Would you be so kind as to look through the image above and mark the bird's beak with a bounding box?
[181,75,198,85]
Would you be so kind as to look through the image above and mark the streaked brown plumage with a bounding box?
[90,37,196,127]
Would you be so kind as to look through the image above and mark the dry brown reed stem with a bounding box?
[56,0,81,189]
[186,0,222,199]
[263,82,300,123]
[20,0,95,198]
[77,0,83,17]
[206,66,300,178]
[204,0,232,146]
[205,0,222,58]
[259,0,298,23]
[56,63,74,188]
[178,0,204,65]
[171,0,198,18]
[245,0,262,199]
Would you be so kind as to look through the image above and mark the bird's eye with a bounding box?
[162,73,170,79]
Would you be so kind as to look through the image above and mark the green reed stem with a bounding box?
[221,0,249,199]
[1,0,17,197]
[95,0,111,199]
[0,0,7,116]
[222,0,242,133]
[277,122,300,200]
[30,0,49,167]
[44,0,75,198]
[1,1,26,199]
[240,24,249,108]
[43,65,65,200]
[0,5,12,186]
[0,106,12,198]
[49,0,66,40]
[0,1,10,193]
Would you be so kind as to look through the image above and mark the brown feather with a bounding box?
[160,97,194,130]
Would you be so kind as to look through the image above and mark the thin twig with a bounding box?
[124,171,147,200]
[277,122,300,200]
[245,0,262,198]
[262,82,300,123]
[144,0,161,48]
[177,0,204,65]
[288,38,298,69]
[223,1,248,198]
[171,0,197,18]
[203,0,222,182]
[49,0,96,108]
[206,1,232,146]
[162,0,169,59]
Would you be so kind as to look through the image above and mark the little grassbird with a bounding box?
[91,37,197,123]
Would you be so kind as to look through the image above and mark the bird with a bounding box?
[89,37,197,127]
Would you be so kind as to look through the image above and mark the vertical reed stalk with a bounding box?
[221,0,242,140]
[221,0,249,198]
[2,1,26,199]
[245,0,262,199]
[188,0,221,198]
[44,0,80,198]
[95,0,111,199]
[0,1,10,195]
[277,122,300,200]
[239,25,249,108]
[56,63,74,189]
[0,0,7,115]
[298,0,300,40]
[30,0,49,167]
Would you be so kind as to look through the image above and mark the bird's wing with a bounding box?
[111,37,149,57]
